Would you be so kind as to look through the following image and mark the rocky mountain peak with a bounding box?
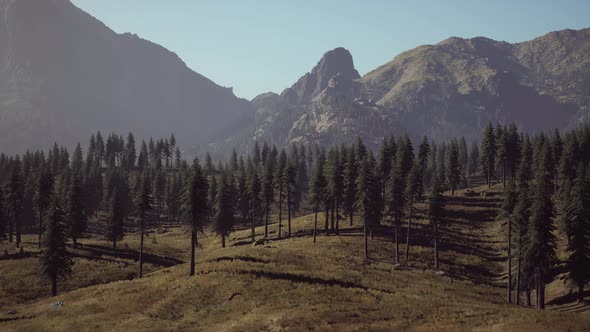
[281,47,360,104]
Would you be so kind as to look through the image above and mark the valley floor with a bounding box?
[1,184,589,331]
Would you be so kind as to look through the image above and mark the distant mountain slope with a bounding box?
[222,28,589,154]
[0,0,253,154]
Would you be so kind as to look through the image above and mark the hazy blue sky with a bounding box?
[71,0,590,100]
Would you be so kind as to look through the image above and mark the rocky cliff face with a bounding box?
[0,0,253,154]
[223,28,589,154]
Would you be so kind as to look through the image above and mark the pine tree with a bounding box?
[71,143,84,176]
[230,149,239,172]
[343,147,358,227]
[445,141,460,195]
[124,132,137,170]
[214,173,235,247]
[310,155,327,243]
[428,173,445,269]
[523,144,557,309]
[0,188,6,241]
[247,164,262,244]
[207,175,218,223]
[355,153,380,259]
[181,158,209,276]
[134,175,153,278]
[481,123,496,187]
[563,166,590,303]
[325,148,344,234]
[468,141,479,178]
[5,163,24,247]
[40,196,73,297]
[282,160,296,237]
[417,136,430,196]
[500,182,518,303]
[386,164,405,264]
[274,150,287,238]
[35,167,54,247]
[404,162,421,261]
[66,176,87,249]
[261,155,275,240]
[105,189,125,249]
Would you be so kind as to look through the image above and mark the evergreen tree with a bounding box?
[246,165,262,244]
[134,175,153,278]
[181,158,209,276]
[124,132,137,170]
[386,164,405,264]
[523,144,557,309]
[261,155,275,239]
[207,175,218,223]
[404,162,421,261]
[105,189,125,249]
[40,196,73,296]
[5,163,24,247]
[355,153,380,259]
[35,167,54,247]
[282,160,297,237]
[500,183,518,303]
[445,141,460,195]
[481,123,496,187]
[0,188,6,241]
[310,156,327,243]
[417,136,430,196]
[468,141,479,178]
[71,143,84,176]
[562,166,590,303]
[66,176,87,249]
[214,173,235,247]
[428,173,445,269]
[325,148,344,234]
[343,147,358,227]
[274,150,287,238]
[230,149,239,172]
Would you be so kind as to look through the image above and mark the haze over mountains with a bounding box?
[0,0,589,155]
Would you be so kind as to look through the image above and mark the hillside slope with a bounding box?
[0,0,253,154]
[1,184,588,331]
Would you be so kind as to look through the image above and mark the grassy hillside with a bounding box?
[1,184,589,331]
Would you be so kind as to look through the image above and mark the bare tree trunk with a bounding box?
[539,270,545,309]
[394,218,400,264]
[405,198,414,262]
[324,205,329,233]
[434,219,438,269]
[221,234,226,248]
[578,283,585,304]
[9,221,13,243]
[526,288,531,306]
[139,218,144,278]
[278,187,282,239]
[363,205,368,259]
[516,241,522,305]
[349,210,353,227]
[313,203,318,243]
[330,206,335,232]
[507,217,512,303]
[250,205,255,244]
[264,206,269,240]
[190,228,196,276]
[287,191,291,237]
[335,199,339,235]
[38,210,43,248]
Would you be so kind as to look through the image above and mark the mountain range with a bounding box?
[1,0,589,156]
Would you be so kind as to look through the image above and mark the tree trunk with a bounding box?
[221,234,226,248]
[278,187,282,239]
[394,218,400,264]
[51,274,57,297]
[539,270,545,309]
[330,206,335,232]
[139,218,145,278]
[507,217,512,303]
[578,283,585,304]
[363,205,368,259]
[335,199,339,235]
[190,228,196,276]
[73,235,78,249]
[516,243,522,305]
[349,210,353,227]
[113,239,116,250]
[16,219,21,248]
[502,161,506,189]
[434,219,438,269]
[287,191,292,237]
[405,198,414,262]
[250,205,255,244]
[38,210,43,248]
[264,206,269,240]
[324,205,329,232]
[313,203,318,243]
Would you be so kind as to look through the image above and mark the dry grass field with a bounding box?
[0,184,589,331]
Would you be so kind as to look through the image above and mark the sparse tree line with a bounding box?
[0,123,588,311]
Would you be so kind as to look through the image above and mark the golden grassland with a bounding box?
[0,184,589,331]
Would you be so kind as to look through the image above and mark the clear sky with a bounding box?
[71,0,590,100]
